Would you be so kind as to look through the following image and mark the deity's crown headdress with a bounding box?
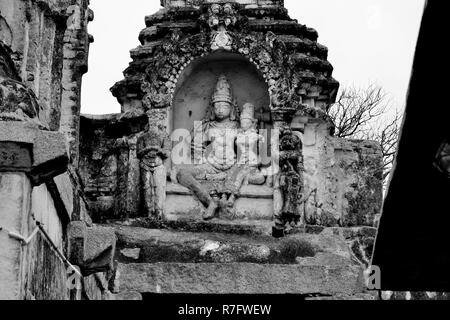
[212,75,233,104]
[240,103,256,120]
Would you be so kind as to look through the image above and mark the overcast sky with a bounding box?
[81,0,425,115]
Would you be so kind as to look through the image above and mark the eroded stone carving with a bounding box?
[136,124,171,219]
[224,102,266,210]
[204,3,239,51]
[0,42,46,129]
[273,127,305,237]
[176,75,240,220]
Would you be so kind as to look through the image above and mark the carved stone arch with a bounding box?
[169,51,272,135]
[140,31,298,120]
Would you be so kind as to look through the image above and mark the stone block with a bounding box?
[160,215,274,236]
[166,182,274,220]
[0,173,31,300]
[68,221,117,276]
[53,173,74,220]
[113,225,355,265]
[31,184,64,250]
[118,262,364,295]
[296,252,353,267]
[0,122,68,185]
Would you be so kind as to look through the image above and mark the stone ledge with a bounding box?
[166,182,274,221]
[114,217,275,237]
[167,182,273,198]
[118,262,364,295]
[161,0,284,9]
[0,121,68,185]
[113,224,356,265]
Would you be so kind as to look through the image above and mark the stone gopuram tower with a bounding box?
[78,0,383,298]
[0,0,383,300]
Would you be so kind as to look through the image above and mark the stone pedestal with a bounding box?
[166,182,274,221]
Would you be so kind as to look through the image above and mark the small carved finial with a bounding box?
[212,75,233,104]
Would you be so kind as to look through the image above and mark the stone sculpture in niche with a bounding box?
[176,75,240,220]
[175,74,272,221]
[223,102,266,212]
[136,124,171,219]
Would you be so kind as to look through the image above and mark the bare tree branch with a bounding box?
[327,84,402,184]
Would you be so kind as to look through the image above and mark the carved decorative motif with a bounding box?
[0,42,46,129]
[201,3,240,51]
[273,127,305,237]
[205,3,239,30]
[138,31,299,117]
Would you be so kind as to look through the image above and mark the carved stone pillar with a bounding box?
[271,107,305,237]
[0,122,68,299]
[125,136,141,218]
[114,140,130,219]
[59,4,93,166]
[0,172,31,300]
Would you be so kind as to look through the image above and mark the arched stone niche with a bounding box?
[170,52,270,134]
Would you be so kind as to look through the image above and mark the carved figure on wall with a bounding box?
[136,124,171,219]
[273,127,305,237]
[205,3,238,51]
[175,75,240,220]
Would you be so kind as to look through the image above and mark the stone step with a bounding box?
[111,217,275,237]
[112,225,357,265]
[116,262,365,295]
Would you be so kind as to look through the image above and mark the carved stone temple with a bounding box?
[1,0,382,300]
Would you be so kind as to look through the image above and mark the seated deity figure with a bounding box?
[224,103,266,209]
[176,75,240,220]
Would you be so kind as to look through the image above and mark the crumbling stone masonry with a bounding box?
[0,0,116,300]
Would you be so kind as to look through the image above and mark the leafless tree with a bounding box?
[328,84,402,181]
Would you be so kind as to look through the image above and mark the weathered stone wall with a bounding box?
[0,173,30,300]
[160,0,284,9]
[0,170,116,300]
[0,0,93,163]
[0,172,68,299]
[79,114,148,221]
[303,122,383,227]
[0,0,119,300]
